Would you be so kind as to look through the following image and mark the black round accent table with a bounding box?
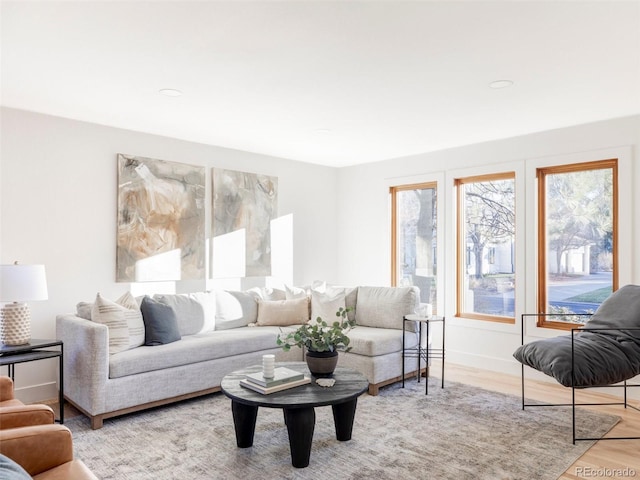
[220,362,369,468]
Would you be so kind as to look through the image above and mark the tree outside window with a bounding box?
[456,173,515,323]
[390,183,437,311]
[537,160,617,328]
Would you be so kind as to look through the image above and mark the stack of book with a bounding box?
[240,366,311,394]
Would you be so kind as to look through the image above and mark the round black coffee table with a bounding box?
[220,362,369,468]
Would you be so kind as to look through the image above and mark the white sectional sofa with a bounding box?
[56,285,422,429]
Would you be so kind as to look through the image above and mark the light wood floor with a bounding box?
[442,362,640,480]
[44,362,640,479]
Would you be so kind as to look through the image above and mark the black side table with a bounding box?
[402,315,445,395]
[0,339,64,423]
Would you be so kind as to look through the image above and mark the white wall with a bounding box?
[2,108,639,401]
[337,115,640,385]
[0,107,340,401]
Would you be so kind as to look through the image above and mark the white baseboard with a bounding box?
[446,350,523,378]
[14,382,58,404]
[447,350,640,401]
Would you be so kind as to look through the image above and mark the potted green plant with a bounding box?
[277,307,355,377]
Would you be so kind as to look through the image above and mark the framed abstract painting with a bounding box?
[116,154,205,282]
[212,168,277,277]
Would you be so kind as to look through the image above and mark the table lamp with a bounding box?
[0,262,48,345]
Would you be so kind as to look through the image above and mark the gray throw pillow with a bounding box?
[153,293,205,336]
[0,454,31,480]
[140,296,182,346]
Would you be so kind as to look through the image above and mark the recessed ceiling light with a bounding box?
[159,88,183,97]
[314,129,331,135]
[489,80,514,89]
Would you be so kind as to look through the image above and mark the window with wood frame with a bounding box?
[390,182,437,310]
[537,159,618,329]
[455,172,515,323]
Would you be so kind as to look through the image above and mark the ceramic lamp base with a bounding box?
[0,302,31,345]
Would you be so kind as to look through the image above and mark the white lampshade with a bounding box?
[0,263,48,302]
[0,263,48,345]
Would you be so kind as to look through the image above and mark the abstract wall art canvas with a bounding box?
[117,154,206,282]
[212,169,278,277]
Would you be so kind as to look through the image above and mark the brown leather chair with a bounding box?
[0,376,55,428]
[0,377,97,479]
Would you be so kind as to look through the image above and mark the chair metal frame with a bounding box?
[520,313,640,444]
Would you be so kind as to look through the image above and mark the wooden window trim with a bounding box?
[455,172,515,323]
[536,159,618,329]
[390,182,437,287]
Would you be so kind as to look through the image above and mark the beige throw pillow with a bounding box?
[91,292,145,354]
[256,297,309,326]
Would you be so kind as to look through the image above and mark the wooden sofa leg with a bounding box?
[90,415,104,430]
[368,384,379,396]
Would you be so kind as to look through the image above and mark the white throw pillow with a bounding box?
[91,292,145,354]
[247,287,286,301]
[285,284,308,300]
[256,297,309,326]
[311,280,327,292]
[327,284,358,322]
[190,291,216,332]
[215,290,258,330]
[311,288,346,324]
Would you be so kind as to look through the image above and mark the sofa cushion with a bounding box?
[108,326,295,378]
[584,284,640,339]
[256,298,309,326]
[140,297,182,346]
[345,326,419,356]
[215,290,257,330]
[153,292,215,336]
[355,286,419,331]
[91,292,145,354]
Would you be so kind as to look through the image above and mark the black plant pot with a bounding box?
[305,350,339,377]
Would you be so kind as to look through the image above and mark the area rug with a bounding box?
[67,378,618,480]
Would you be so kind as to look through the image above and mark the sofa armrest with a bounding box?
[56,314,109,415]
[0,376,15,401]
[0,404,55,429]
[34,458,99,480]
[0,425,74,476]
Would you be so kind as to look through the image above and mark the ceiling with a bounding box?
[2,1,639,168]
